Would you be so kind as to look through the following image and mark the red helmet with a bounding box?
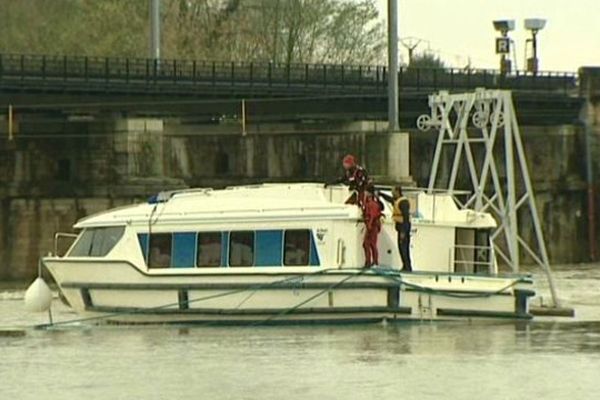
[342,154,356,168]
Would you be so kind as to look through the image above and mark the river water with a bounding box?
[1,265,599,400]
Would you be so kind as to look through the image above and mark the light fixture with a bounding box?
[524,18,547,74]
[524,18,546,32]
[493,20,515,35]
[493,20,515,75]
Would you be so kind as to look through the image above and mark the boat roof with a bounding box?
[74,183,359,228]
[74,182,497,229]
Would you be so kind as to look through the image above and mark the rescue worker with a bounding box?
[335,154,371,206]
[393,186,412,271]
[362,188,382,268]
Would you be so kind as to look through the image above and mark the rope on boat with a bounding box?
[370,267,525,299]
[27,267,524,329]
[249,268,367,326]
[33,268,342,329]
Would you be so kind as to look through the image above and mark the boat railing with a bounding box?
[451,244,494,274]
[53,232,78,257]
[375,185,475,220]
[336,239,346,268]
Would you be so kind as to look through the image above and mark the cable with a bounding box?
[34,267,341,329]
[249,268,367,326]
[26,266,528,330]
[371,267,524,299]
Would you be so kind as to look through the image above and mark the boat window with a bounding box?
[172,233,196,268]
[197,232,223,267]
[148,233,172,268]
[256,230,283,266]
[284,230,310,266]
[229,231,254,267]
[68,227,125,257]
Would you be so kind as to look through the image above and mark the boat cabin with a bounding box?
[59,183,498,275]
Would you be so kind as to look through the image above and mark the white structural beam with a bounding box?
[419,88,560,307]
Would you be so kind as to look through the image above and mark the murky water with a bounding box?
[1,266,599,400]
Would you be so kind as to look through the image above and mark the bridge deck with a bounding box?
[0,53,578,97]
[0,54,582,126]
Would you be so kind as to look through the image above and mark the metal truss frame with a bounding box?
[418,88,559,306]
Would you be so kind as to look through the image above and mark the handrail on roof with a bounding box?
[148,187,212,204]
[374,185,471,195]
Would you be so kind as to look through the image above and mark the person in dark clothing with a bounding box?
[392,186,412,271]
[335,154,371,206]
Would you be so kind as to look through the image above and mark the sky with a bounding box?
[375,0,600,71]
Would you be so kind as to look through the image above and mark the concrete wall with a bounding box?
[0,197,139,280]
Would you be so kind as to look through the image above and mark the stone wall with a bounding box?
[0,114,596,280]
[0,197,137,280]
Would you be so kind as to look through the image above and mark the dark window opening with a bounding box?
[454,228,492,274]
[56,158,72,181]
[294,154,309,178]
[284,230,310,266]
[148,233,172,268]
[197,232,222,267]
[229,231,254,267]
[474,229,491,274]
[215,151,230,175]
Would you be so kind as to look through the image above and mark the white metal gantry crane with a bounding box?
[417,88,560,307]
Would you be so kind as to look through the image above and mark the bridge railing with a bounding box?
[0,53,577,94]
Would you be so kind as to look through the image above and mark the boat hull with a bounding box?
[44,258,535,325]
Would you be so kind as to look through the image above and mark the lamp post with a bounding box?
[388,0,399,132]
[525,19,546,75]
[150,0,161,60]
[493,20,515,75]
[386,0,410,185]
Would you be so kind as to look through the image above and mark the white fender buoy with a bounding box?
[24,277,53,312]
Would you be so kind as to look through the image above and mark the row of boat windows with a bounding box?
[138,230,320,268]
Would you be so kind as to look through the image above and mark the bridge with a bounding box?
[0,53,583,125]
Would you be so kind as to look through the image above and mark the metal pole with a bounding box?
[503,94,519,271]
[241,99,247,136]
[387,0,399,132]
[150,0,161,60]
[583,101,598,261]
[8,104,13,141]
[532,31,538,75]
[508,96,560,306]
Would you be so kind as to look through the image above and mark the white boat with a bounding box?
[43,183,536,324]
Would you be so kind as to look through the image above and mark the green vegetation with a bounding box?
[408,53,446,69]
[0,0,385,64]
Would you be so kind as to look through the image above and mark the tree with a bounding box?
[408,53,446,69]
[0,0,385,65]
[0,0,147,57]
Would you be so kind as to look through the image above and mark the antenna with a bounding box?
[400,37,423,66]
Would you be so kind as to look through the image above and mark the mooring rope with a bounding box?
[18,266,527,330]
[370,267,525,299]
[33,267,343,329]
[249,268,367,326]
